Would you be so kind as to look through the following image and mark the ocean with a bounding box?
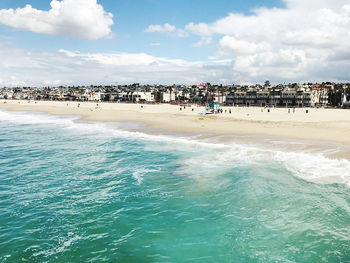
[0,109,349,262]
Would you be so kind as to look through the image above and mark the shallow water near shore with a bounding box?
[0,110,350,262]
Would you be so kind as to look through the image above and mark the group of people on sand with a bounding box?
[63,102,101,111]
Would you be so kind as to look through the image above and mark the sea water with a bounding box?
[0,110,349,262]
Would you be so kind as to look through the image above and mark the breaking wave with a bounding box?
[1,109,349,186]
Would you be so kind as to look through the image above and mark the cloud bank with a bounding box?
[184,0,350,82]
[0,46,232,86]
[0,0,113,40]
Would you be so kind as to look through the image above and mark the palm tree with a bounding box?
[182,87,189,102]
[218,85,227,104]
[207,83,216,103]
[168,86,173,103]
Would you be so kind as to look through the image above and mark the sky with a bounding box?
[0,0,350,86]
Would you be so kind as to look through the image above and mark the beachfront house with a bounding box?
[257,91,269,106]
[311,87,328,107]
[87,91,101,101]
[319,90,328,106]
[281,90,296,107]
[295,90,304,107]
[133,91,155,103]
[214,93,226,104]
[161,90,176,103]
[234,91,246,106]
[225,92,235,106]
[303,92,312,107]
[246,91,257,106]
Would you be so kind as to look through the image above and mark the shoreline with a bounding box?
[1,99,350,160]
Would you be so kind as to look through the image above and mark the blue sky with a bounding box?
[0,0,284,59]
[0,0,349,86]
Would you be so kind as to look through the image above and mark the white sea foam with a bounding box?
[32,234,82,258]
[179,143,350,186]
[0,109,79,126]
[0,110,225,149]
[132,168,160,185]
[1,109,350,186]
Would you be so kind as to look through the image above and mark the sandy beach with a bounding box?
[1,99,350,150]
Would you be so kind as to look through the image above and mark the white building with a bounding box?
[87,92,101,101]
[136,91,155,102]
[162,91,176,102]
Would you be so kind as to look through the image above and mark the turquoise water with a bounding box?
[0,110,350,262]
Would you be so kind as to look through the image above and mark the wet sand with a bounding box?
[1,100,350,147]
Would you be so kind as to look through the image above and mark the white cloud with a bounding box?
[185,2,350,45]
[58,49,204,67]
[0,0,113,40]
[175,29,189,38]
[0,46,234,86]
[185,22,212,36]
[0,43,349,86]
[145,23,175,33]
[218,36,271,55]
[145,23,188,38]
[183,0,350,82]
[233,49,308,79]
[193,36,212,47]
